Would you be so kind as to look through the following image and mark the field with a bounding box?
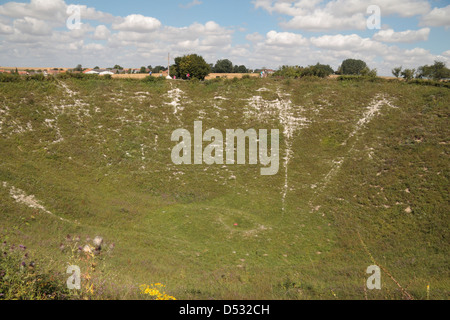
[0,76,448,300]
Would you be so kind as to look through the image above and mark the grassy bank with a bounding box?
[0,76,448,299]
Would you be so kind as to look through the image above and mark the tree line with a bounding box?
[392,61,450,81]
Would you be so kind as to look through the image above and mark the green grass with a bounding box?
[0,77,448,300]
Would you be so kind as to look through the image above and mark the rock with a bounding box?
[93,236,103,249]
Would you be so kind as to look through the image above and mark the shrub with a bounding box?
[143,75,165,83]
[0,73,21,82]
[0,241,69,300]
[337,75,383,83]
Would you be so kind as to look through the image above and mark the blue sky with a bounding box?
[0,0,449,75]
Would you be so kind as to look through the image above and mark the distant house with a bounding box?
[84,70,100,75]
[47,69,63,75]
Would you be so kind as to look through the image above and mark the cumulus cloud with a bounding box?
[265,30,308,46]
[0,0,446,76]
[420,5,450,27]
[373,28,430,43]
[0,21,14,34]
[112,14,161,33]
[254,0,431,31]
[246,32,264,42]
[92,25,111,40]
[310,34,387,54]
[281,11,366,31]
[0,0,67,22]
[13,16,52,35]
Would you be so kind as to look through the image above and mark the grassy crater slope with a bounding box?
[0,77,448,299]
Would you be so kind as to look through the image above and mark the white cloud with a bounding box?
[254,0,431,31]
[13,17,52,35]
[420,5,450,27]
[112,14,161,33]
[373,28,430,43]
[265,30,308,46]
[0,0,445,76]
[0,0,67,22]
[281,11,366,31]
[179,0,203,9]
[92,25,111,40]
[246,32,264,42]
[310,34,386,54]
[0,22,13,34]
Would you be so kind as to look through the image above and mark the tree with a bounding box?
[94,66,100,70]
[417,61,450,80]
[273,63,334,78]
[339,59,368,75]
[401,68,416,81]
[152,65,166,73]
[214,59,233,73]
[360,66,377,77]
[311,63,334,77]
[140,66,147,74]
[74,64,82,72]
[113,64,123,70]
[368,68,378,77]
[392,66,402,78]
[237,65,248,73]
[173,54,211,80]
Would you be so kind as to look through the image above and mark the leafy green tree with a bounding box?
[360,67,377,77]
[339,59,368,75]
[74,64,82,72]
[237,65,248,73]
[173,54,211,80]
[392,66,402,78]
[368,68,377,77]
[417,61,450,80]
[214,59,233,73]
[140,66,147,74]
[311,63,334,77]
[113,64,123,70]
[401,68,416,81]
[273,63,333,78]
[152,65,166,73]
